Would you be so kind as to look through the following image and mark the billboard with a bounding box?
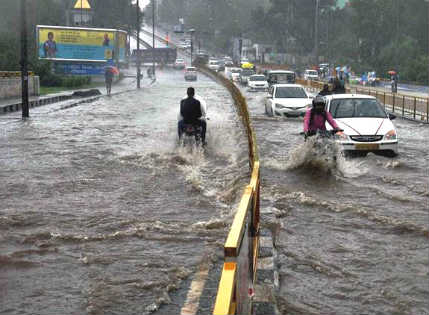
[117,31,127,62]
[37,26,116,61]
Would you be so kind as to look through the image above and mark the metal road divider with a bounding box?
[195,65,260,315]
[297,79,429,123]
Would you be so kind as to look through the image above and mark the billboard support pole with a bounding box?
[20,0,29,118]
[136,0,141,89]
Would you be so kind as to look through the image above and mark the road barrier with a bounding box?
[297,79,429,123]
[197,64,261,315]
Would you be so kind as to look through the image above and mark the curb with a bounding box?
[253,226,280,315]
[0,88,137,115]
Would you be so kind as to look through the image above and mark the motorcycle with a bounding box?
[303,129,343,169]
[179,123,203,147]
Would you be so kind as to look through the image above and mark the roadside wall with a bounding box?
[0,76,40,99]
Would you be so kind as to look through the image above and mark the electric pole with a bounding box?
[314,0,320,65]
[136,0,141,89]
[152,0,156,78]
[20,0,29,118]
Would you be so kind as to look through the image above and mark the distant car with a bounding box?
[207,59,220,72]
[224,59,234,67]
[184,66,197,81]
[325,94,398,156]
[174,58,186,69]
[304,69,319,81]
[240,57,249,65]
[247,74,268,91]
[265,84,312,117]
[267,70,296,87]
[229,67,242,81]
[239,69,255,85]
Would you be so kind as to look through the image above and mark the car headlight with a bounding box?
[385,130,397,140]
[275,103,287,109]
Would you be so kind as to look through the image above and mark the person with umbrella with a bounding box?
[104,66,118,96]
[388,70,398,93]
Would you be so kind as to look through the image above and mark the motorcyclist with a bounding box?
[178,87,207,144]
[304,96,344,138]
[331,77,346,94]
[318,83,331,96]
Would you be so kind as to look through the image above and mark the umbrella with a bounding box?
[105,66,119,75]
[388,70,396,75]
[241,62,254,69]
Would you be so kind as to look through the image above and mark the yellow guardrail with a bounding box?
[0,71,34,78]
[196,64,260,315]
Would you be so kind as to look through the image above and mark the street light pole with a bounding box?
[20,0,29,118]
[314,0,320,65]
[152,0,155,78]
[136,0,141,88]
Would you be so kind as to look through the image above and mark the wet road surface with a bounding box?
[240,86,429,315]
[0,70,249,315]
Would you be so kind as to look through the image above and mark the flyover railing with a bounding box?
[297,79,429,123]
[197,65,260,315]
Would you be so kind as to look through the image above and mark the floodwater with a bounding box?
[0,70,249,315]
[242,88,429,315]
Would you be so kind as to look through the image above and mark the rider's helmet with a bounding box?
[312,96,326,113]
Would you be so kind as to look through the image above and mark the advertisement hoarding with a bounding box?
[118,31,127,62]
[37,26,116,61]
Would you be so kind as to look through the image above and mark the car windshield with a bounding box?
[231,69,241,73]
[329,98,387,118]
[186,67,196,71]
[269,73,295,83]
[249,76,266,81]
[209,61,219,65]
[176,59,184,63]
[306,70,318,75]
[275,87,307,98]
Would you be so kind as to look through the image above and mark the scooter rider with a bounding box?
[304,96,344,138]
[178,87,207,144]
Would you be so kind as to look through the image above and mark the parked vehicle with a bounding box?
[265,84,312,117]
[325,94,398,156]
[247,74,268,91]
[184,66,197,81]
[304,69,319,81]
[267,70,296,87]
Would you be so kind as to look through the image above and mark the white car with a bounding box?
[304,69,319,81]
[247,74,268,91]
[325,94,398,156]
[265,84,312,117]
[184,66,197,81]
[208,59,220,72]
[229,67,242,81]
[174,58,186,69]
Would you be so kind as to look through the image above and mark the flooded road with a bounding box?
[0,70,249,315]
[241,88,429,315]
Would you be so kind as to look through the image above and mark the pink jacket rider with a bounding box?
[303,108,339,133]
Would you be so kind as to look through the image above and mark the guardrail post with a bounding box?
[383,92,386,109]
[402,95,405,116]
[413,97,416,120]
[427,98,429,122]
[392,94,395,112]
